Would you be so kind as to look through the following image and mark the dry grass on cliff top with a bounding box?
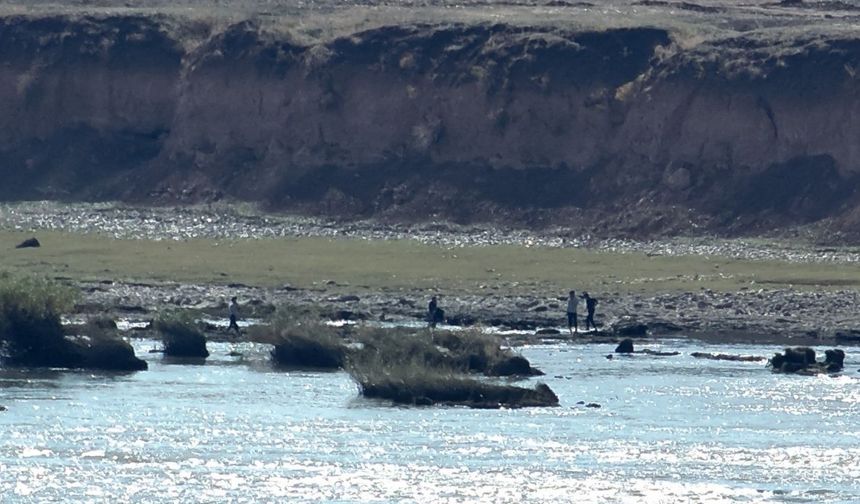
[3,230,860,294]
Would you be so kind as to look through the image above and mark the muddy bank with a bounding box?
[2,7,860,241]
[74,276,860,346]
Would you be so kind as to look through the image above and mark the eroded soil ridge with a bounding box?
[2,5,860,240]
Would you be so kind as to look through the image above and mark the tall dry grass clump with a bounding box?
[0,273,77,367]
[0,273,146,370]
[156,312,210,358]
[250,307,346,368]
[346,327,556,408]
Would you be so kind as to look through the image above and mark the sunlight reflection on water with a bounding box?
[1,339,859,502]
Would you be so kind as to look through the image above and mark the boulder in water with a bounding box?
[769,347,845,374]
[489,355,544,376]
[615,338,635,353]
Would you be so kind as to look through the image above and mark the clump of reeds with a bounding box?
[0,274,146,370]
[346,351,558,409]
[250,307,346,369]
[0,273,77,367]
[431,329,543,376]
[346,327,556,408]
[156,312,209,358]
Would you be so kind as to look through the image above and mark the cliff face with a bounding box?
[1,13,859,240]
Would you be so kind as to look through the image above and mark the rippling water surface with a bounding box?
[2,339,859,503]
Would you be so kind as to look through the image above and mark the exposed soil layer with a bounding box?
[3,3,860,241]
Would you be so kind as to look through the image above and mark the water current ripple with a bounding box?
[1,339,859,502]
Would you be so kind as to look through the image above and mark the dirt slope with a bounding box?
[2,3,860,240]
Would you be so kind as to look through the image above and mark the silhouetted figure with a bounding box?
[566,290,578,335]
[228,296,241,335]
[581,292,598,331]
[428,296,444,328]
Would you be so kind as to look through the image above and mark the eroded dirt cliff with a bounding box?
[2,3,860,240]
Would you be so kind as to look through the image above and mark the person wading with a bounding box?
[581,292,598,331]
[566,290,578,335]
[228,296,241,336]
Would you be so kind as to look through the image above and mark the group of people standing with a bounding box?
[427,291,599,333]
[566,290,598,334]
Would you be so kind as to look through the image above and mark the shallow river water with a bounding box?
[2,339,859,503]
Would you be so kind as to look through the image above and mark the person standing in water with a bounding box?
[581,292,598,331]
[228,296,241,335]
[566,290,578,335]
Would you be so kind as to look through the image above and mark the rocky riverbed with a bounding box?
[6,202,858,346]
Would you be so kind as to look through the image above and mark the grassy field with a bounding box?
[2,230,860,295]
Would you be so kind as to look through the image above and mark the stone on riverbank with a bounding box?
[14,237,40,249]
[612,322,649,337]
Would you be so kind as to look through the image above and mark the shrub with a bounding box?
[251,307,346,368]
[346,353,558,408]
[0,273,78,367]
[0,274,146,371]
[156,313,209,358]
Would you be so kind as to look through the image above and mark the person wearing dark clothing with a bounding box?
[581,292,598,331]
[228,296,241,335]
[566,290,578,335]
[428,296,439,328]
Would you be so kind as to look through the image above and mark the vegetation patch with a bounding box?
[0,273,146,370]
[346,327,555,408]
[347,351,558,409]
[156,313,210,358]
[250,307,346,369]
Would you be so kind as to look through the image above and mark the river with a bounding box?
[2,339,858,503]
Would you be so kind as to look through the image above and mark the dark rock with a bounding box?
[82,337,148,371]
[15,237,40,249]
[0,405,6,412]
[769,347,844,374]
[585,403,601,408]
[824,349,845,372]
[536,328,561,335]
[489,355,544,376]
[357,378,559,409]
[615,338,635,353]
[835,330,860,343]
[612,322,648,337]
[533,306,549,312]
